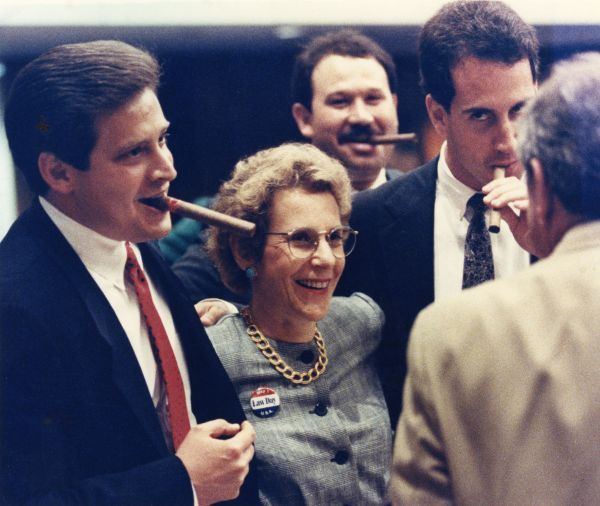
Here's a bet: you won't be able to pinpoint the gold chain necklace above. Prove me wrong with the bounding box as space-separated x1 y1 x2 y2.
241 308 328 385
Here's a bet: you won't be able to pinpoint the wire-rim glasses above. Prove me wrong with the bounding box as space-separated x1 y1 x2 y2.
265 226 358 259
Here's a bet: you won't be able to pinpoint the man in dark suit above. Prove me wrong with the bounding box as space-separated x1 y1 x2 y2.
392 51 600 504
0 40 257 505
336 0 540 425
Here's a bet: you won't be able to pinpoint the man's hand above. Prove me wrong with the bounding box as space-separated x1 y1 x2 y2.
195 299 233 327
176 420 255 505
482 176 540 257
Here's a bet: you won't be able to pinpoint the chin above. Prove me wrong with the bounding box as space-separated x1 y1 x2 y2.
301 303 331 323
150 216 173 237
130 224 171 243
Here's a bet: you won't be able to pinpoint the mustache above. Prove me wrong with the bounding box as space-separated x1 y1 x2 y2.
337 125 377 144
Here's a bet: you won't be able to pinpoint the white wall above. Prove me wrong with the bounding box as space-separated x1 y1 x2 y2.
0 65 18 241
1 0 599 26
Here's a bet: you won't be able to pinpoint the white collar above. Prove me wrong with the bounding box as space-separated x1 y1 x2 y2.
437 142 482 219
369 167 388 189
39 196 130 290
554 220 600 257
351 168 388 194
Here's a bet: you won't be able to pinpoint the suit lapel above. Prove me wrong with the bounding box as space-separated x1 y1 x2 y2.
378 160 438 317
140 243 248 424
25 203 169 455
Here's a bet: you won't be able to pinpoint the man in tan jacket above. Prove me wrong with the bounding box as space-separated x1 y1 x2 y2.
392 51 600 505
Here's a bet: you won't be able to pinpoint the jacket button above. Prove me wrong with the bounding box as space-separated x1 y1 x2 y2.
312 403 328 416
298 350 314 364
331 450 349 465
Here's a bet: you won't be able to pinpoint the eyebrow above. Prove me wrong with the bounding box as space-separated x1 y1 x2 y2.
462 106 492 115
327 85 387 96
509 99 528 112
115 123 170 153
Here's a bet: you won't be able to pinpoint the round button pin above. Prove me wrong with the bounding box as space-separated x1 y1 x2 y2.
250 387 280 418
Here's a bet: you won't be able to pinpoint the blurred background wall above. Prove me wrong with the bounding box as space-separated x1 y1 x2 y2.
1 0 599 239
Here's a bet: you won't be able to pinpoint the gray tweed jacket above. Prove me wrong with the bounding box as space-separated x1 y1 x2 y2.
206 293 392 505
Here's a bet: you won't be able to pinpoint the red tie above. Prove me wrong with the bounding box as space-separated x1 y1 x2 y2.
124 242 191 450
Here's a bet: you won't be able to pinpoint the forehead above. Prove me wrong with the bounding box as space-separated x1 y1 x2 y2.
311 54 391 96
93 88 167 145
268 188 341 229
450 57 535 110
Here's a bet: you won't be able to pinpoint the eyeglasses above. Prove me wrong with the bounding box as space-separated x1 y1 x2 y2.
265 226 358 259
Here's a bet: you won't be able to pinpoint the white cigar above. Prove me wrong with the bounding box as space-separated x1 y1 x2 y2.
167 197 256 237
488 167 505 233
141 195 256 237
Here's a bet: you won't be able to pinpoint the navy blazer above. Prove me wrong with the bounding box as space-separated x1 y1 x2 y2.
0 201 258 505
337 158 438 426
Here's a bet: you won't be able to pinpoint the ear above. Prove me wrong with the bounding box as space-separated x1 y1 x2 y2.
291 102 314 139
229 235 254 271
38 152 76 194
425 94 449 139
528 157 552 227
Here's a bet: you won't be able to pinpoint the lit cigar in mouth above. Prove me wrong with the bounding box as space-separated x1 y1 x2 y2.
338 132 418 145
141 195 256 237
488 167 506 233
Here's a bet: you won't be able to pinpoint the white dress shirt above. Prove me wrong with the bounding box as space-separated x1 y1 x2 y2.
433 143 530 301
39 197 197 427
370 167 388 190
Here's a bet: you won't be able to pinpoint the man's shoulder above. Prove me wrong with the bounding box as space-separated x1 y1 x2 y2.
0 207 41 277
352 158 439 221
412 263 548 357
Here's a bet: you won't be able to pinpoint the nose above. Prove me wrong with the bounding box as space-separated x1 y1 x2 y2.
154 145 177 182
310 236 338 267
347 99 373 125
495 116 517 154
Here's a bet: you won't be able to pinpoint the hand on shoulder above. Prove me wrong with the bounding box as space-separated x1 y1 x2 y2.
195 298 235 327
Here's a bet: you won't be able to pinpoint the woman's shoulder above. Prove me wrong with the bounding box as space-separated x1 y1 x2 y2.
330 292 383 316
326 292 385 331
205 313 246 347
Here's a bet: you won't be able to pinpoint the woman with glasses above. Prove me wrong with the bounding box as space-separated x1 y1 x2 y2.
205 143 391 505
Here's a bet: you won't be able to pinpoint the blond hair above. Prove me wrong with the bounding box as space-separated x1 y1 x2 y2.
206 143 352 293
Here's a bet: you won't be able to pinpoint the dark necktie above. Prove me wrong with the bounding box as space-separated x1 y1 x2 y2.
124 242 191 450
462 193 495 289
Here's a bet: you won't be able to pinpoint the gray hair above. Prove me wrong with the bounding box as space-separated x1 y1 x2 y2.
518 51 600 219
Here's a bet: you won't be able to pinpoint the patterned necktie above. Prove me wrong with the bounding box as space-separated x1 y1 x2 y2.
462 193 495 289
124 242 190 450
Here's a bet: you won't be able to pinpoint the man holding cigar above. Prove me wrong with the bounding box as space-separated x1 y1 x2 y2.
336 0 539 424
0 40 257 505
392 51 600 505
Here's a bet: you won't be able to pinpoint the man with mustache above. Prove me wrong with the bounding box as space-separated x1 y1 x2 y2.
290 29 402 191
171 29 403 307
336 0 539 425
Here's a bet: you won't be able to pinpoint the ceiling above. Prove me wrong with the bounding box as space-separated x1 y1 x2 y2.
0 1 599 59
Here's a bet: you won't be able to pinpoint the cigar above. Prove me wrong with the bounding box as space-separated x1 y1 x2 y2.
488 167 505 233
338 132 418 145
141 195 256 237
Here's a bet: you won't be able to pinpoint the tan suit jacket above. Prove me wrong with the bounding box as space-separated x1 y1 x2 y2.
392 221 600 506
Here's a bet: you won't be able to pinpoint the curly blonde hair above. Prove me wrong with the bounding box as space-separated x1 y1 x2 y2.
206 143 352 293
